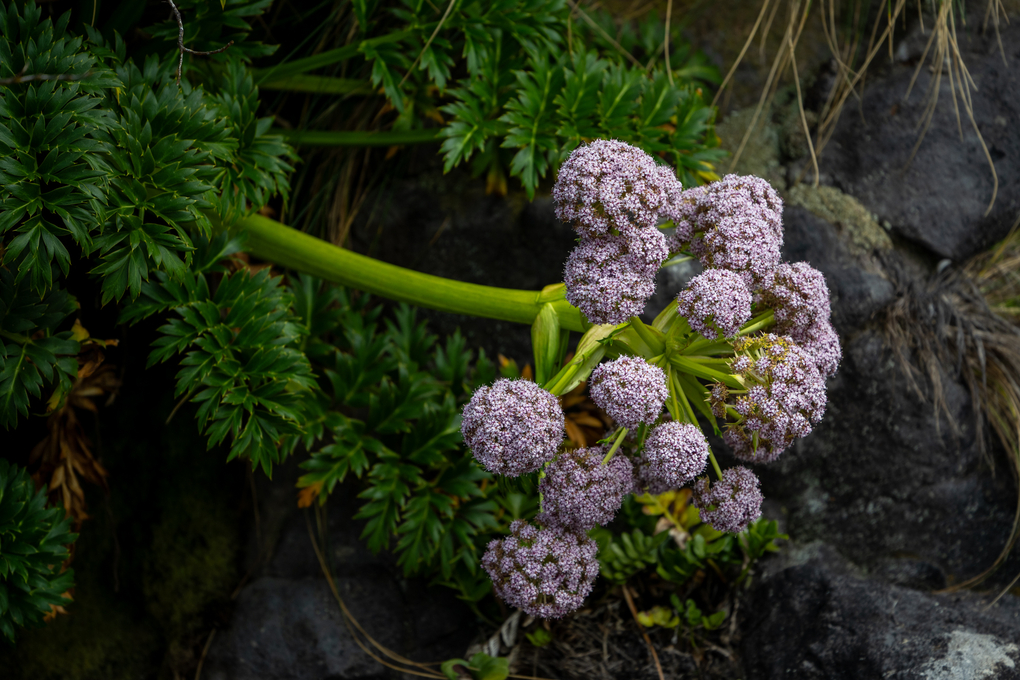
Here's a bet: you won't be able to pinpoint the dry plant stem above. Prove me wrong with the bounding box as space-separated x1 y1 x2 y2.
664 0 674 87
398 0 456 88
304 510 447 679
566 0 644 68
620 585 665 680
711 0 772 107
194 630 216 680
788 33 819 186
901 2 998 215
167 0 233 85
729 0 812 172
813 0 908 156
0 68 94 85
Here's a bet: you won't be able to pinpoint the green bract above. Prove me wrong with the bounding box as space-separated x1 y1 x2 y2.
0 460 76 643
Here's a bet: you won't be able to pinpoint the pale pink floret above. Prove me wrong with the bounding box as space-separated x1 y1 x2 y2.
634 422 710 495
538 446 633 531
553 139 683 239
590 356 669 431
712 335 827 464
461 379 564 477
563 236 657 324
666 175 784 286
760 262 831 335
482 520 599 618
692 466 763 533
676 268 753 339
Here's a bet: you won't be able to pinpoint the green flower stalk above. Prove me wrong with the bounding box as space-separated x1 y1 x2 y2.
237 213 585 332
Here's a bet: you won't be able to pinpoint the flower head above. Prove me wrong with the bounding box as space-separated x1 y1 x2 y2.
553 139 682 239
482 520 599 618
760 262 831 335
590 356 669 431
461 379 564 476
797 319 842 378
563 236 657 325
667 175 784 286
713 334 827 463
538 446 633 531
691 466 763 533
634 422 710 494
676 268 753 339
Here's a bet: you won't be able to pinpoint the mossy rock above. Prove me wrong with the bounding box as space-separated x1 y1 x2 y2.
143 491 239 641
715 107 787 191
0 567 161 680
786 184 893 256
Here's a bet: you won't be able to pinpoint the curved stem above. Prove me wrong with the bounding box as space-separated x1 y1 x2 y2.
237 214 585 331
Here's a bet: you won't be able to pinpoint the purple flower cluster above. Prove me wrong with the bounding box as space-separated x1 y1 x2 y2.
713 334 827 464
691 466 763 533
553 139 679 238
758 262 842 377
589 356 668 430
482 520 599 619
563 236 659 323
538 446 633 531
554 141 679 325
667 174 784 287
461 379 564 477
634 422 710 495
800 320 842 378
676 269 753 339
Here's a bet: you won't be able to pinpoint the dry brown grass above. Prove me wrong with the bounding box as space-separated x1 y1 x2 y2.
716 0 1008 204
881 225 1020 591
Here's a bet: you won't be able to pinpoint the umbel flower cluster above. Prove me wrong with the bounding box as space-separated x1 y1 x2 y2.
463 140 841 619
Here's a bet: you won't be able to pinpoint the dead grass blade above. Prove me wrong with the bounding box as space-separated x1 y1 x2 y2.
885 237 1020 591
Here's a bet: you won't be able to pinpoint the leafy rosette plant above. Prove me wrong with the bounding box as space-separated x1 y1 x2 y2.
461 140 841 618
0 460 76 642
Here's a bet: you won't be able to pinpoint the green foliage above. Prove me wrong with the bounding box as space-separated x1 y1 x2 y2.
276 1 723 199
146 0 278 64
295 282 510 601
442 49 723 197
0 270 80 429
593 527 670 584
120 234 315 475
595 516 785 588
442 652 509 680
0 1 296 436
0 460 77 642
671 594 726 631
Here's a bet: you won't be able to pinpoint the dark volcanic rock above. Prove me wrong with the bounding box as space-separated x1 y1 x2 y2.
818 20 1020 262
756 327 1019 584
203 466 477 680
781 205 895 334
742 549 1020 680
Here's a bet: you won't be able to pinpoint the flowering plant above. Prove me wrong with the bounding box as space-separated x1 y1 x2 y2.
463 140 840 618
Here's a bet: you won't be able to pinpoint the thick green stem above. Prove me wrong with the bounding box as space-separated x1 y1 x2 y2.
603 427 628 464
237 214 585 331
273 128 441 147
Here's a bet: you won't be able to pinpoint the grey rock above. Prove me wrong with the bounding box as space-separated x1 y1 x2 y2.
203 576 399 680
780 205 895 333
206 465 477 680
755 327 1019 583
818 20 1020 261
742 550 1020 680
